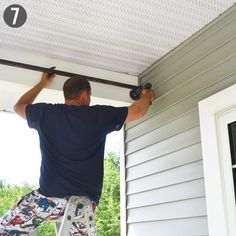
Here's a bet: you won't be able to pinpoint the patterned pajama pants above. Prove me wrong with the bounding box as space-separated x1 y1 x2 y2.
0 190 97 236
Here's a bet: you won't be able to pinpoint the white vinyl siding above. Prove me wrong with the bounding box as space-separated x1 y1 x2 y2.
124 5 236 236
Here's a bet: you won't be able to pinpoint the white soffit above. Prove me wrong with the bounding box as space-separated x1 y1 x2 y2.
0 0 235 76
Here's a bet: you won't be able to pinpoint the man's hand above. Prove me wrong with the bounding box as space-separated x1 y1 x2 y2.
142 88 157 103
125 88 157 123
40 67 56 87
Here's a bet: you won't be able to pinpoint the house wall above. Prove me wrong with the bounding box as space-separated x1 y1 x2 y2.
124 5 236 236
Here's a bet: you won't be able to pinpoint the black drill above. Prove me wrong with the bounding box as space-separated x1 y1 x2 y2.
129 82 152 100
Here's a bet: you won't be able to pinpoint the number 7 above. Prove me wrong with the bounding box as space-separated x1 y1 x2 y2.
11 7 19 25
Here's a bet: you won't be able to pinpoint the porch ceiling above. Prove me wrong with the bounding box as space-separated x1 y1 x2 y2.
0 0 235 76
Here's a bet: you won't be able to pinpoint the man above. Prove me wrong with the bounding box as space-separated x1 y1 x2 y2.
0 70 156 235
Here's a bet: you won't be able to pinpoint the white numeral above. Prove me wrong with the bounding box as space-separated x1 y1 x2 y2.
11 7 19 25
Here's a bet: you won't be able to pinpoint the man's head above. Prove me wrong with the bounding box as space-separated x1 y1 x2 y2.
63 76 91 106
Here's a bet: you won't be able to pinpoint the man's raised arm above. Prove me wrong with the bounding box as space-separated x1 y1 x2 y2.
14 70 55 119
125 89 156 124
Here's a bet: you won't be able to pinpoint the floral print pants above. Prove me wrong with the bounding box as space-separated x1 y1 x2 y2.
0 190 97 236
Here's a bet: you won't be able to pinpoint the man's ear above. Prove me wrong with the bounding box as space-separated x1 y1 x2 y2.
80 91 88 103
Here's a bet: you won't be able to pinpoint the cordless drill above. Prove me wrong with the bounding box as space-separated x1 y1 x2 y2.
129 82 152 100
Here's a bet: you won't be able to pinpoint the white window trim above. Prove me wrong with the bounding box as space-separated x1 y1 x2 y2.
199 84 236 236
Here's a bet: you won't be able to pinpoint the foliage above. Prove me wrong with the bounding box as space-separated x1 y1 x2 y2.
0 180 34 216
96 152 120 236
0 152 120 236
36 222 55 236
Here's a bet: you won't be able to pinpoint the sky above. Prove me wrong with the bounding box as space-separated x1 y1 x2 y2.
0 111 122 186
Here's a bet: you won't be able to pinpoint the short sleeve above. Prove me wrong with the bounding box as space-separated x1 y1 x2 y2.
25 103 47 129
98 106 128 134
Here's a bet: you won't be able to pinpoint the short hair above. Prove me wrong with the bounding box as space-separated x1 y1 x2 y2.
63 76 91 100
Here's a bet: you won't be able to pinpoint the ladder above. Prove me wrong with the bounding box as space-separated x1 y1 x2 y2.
55 196 97 236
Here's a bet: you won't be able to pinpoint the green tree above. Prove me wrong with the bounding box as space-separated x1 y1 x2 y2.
96 152 120 236
0 180 34 216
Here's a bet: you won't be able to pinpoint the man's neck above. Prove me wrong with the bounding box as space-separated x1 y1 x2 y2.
65 99 89 106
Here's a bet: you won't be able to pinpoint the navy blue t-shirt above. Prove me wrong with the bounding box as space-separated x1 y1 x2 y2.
25 103 128 204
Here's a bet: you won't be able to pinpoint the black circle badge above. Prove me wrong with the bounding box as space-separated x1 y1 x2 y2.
3 4 27 28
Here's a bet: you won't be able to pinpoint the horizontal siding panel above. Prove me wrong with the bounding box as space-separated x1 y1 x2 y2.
127 178 205 209
126 109 199 154
156 37 236 97
143 23 236 90
127 160 204 195
141 11 236 84
127 197 207 223
127 53 236 130
128 217 208 236
126 126 200 168
126 107 199 142
126 70 236 136
152 52 236 112
126 142 202 181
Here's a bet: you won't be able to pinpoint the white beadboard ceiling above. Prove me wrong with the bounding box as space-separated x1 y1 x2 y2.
0 0 235 76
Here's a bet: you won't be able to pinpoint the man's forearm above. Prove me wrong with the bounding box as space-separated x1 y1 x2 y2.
125 91 154 123
14 70 55 119
14 81 45 119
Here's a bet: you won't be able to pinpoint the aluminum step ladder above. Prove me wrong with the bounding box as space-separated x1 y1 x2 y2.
55 196 97 236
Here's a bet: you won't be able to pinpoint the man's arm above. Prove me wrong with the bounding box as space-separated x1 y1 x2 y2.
125 89 156 124
14 70 55 119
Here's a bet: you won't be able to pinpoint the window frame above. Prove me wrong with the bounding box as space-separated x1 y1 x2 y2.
199 84 236 236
